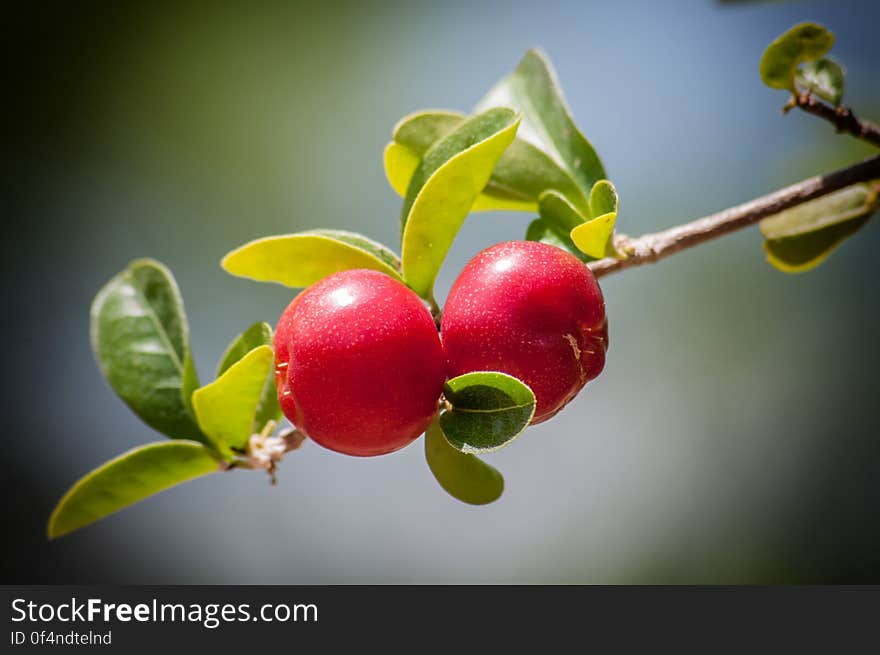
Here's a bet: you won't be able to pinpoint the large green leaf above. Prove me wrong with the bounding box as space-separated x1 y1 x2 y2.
222 229 402 288
217 322 281 431
796 57 845 106
425 420 504 506
47 441 220 539
91 259 203 440
760 23 834 92
387 110 589 214
400 108 520 299
439 372 536 454
570 179 620 259
476 48 606 196
760 183 877 273
192 345 275 459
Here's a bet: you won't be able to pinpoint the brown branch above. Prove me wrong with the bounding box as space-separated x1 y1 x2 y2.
588 154 880 279
790 92 880 148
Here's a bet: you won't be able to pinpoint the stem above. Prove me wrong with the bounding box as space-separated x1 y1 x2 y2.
789 92 880 148
588 155 880 279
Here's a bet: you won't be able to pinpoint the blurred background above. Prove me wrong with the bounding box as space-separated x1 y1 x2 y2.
7 0 879 583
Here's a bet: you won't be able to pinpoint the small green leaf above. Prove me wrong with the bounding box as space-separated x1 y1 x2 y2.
539 189 586 232
760 22 834 92
387 110 589 215
570 180 620 259
476 48 606 196
796 57 845 106
217 322 281 431
528 191 591 261
222 229 402 288
439 371 536 454
217 322 273 376
425 420 504 506
192 345 275 458
760 183 877 273
401 108 520 299
526 217 587 261
91 259 203 440
589 179 619 218
47 441 220 539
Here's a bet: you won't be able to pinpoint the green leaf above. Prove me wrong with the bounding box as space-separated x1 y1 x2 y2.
439 371 536 454
476 48 606 196
192 345 275 458
91 259 203 440
47 441 220 539
528 191 591 261
393 110 465 153
181 351 200 422
760 22 834 92
387 110 589 215
589 178 619 218
217 322 273 376
760 184 877 273
425 420 504 506
526 217 588 261
222 229 402 288
760 184 876 239
763 215 871 273
400 108 520 299
796 57 845 106
570 180 620 259
217 322 281 431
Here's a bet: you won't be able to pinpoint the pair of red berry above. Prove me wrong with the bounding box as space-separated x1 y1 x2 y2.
273 240 608 456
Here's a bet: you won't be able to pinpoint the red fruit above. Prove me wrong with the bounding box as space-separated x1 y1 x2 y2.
441 241 607 424
274 269 446 456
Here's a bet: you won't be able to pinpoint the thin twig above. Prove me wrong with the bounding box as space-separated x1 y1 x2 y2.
789 92 880 148
588 154 880 279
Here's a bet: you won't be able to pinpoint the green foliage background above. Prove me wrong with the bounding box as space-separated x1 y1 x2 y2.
8 0 880 582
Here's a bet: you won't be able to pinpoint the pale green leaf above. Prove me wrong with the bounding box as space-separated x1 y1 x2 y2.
439 371 536 454
91 259 203 440
192 345 275 458
425 420 503 506
760 22 834 92
222 229 402 288
47 441 220 539
401 108 520 298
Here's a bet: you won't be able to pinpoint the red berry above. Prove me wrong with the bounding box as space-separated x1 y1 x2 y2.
441 241 607 424
274 270 446 456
